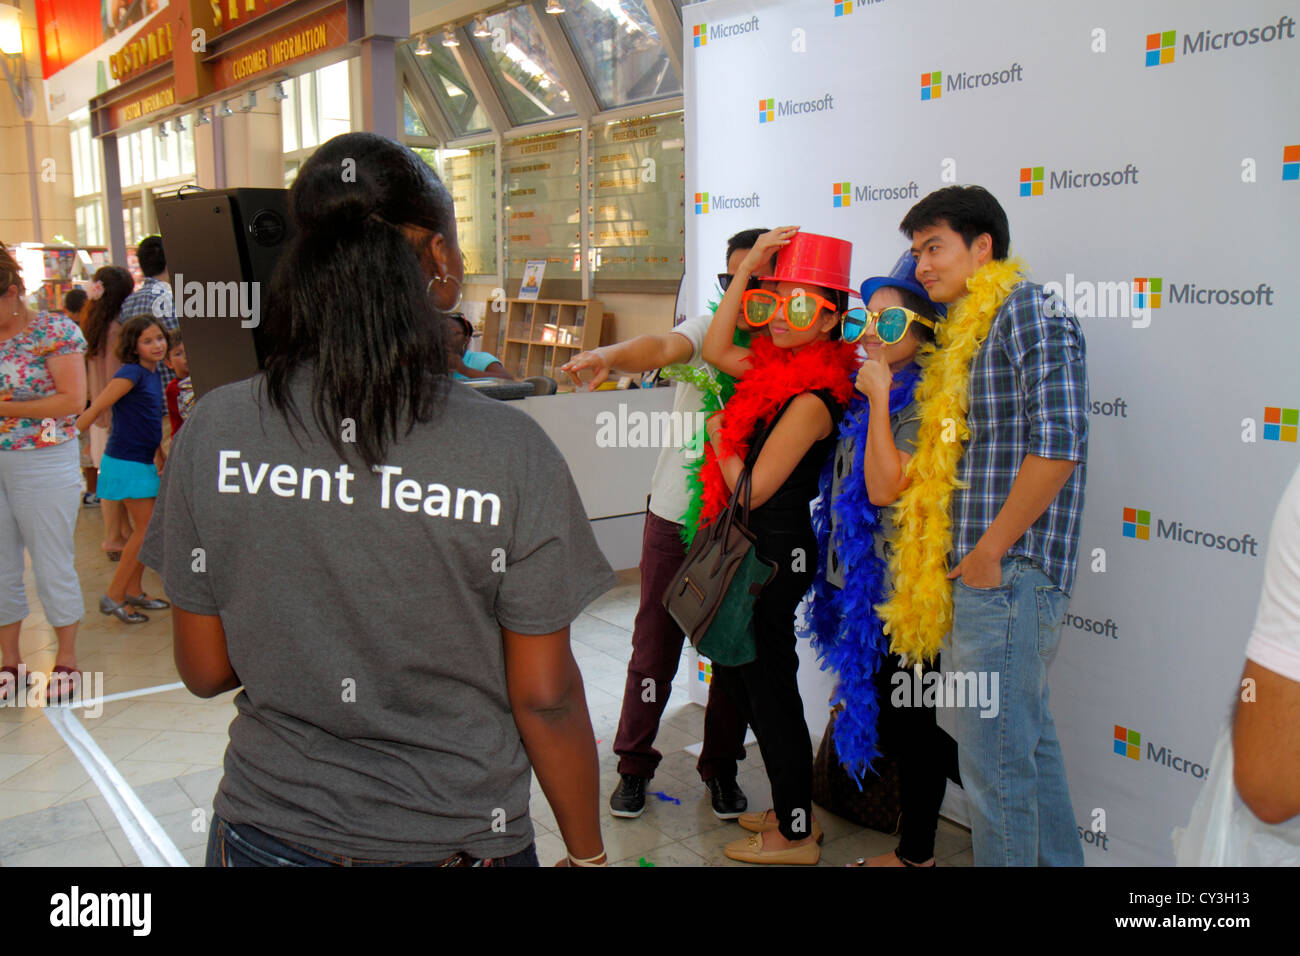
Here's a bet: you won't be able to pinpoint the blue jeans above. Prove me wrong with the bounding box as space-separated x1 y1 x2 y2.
949 556 1083 867
206 814 540 867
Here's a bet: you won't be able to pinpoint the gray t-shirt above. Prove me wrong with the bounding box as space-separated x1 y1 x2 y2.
141 371 616 861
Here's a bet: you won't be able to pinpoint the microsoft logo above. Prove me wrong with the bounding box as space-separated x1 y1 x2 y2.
1264 406 1299 442
832 181 851 208
759 97 774 123
697 659 712 683
1114 725 1141 760
1133 277 1162 311
694 192 709 214
1122 507 1151 540
834 0 852 15
921 71 942 100
1285 145 1299 181
693 23 706 47
1146 29 1176 66
1019 166 1044 197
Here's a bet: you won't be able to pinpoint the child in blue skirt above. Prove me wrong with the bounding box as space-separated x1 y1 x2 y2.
77 315 172 624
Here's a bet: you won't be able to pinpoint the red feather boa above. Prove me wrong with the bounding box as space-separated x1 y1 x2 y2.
699 337 861 528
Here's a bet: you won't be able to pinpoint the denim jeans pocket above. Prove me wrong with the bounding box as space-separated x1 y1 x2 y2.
1035 585 1068 658
216 818 305 867
954 576 1012 596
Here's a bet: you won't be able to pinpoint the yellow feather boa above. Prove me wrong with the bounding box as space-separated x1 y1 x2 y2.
876 258 1025 666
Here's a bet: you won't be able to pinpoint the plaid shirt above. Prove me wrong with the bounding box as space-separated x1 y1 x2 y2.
952 281 1089 595
120 276 179 389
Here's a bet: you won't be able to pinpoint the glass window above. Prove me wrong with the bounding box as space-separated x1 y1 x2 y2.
299 72 320 149
318 60 351 142
407 38 490 136
73 125 87 194
471 7 576 126
180 123 195 175
590 111 684 283
118 135 135 188
441 144 497 276
88 127 102 192
77 199 104 246
410 145 440 175
154 128 176 180
503 130 580 283
404 90 428 137
560 0 681 109
281 77 299 152
139 130 155 183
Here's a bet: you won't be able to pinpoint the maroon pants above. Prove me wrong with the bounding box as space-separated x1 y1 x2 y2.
614 511 749 782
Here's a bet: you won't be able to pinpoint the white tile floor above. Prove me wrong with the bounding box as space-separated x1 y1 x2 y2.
0 511 972 867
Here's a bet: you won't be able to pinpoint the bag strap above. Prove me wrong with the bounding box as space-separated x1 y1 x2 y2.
716 397 795 542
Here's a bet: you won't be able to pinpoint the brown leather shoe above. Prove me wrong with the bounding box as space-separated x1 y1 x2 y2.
724 831 820 865
737 809 823 842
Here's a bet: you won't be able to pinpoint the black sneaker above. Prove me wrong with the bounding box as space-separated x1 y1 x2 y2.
609 773 647 818
705 776 748 820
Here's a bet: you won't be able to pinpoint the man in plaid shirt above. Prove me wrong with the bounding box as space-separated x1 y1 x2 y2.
120 235 178 390
901 186 1088 866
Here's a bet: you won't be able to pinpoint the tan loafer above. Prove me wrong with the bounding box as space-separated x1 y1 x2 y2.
737 809 823 842
724 831 820 865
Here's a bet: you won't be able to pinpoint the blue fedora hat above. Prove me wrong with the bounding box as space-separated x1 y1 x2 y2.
859 249 947 318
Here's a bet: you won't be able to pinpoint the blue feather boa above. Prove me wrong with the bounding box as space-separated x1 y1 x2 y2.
803 362 921 785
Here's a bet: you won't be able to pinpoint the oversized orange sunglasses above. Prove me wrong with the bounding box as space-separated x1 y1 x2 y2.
741 289 841 330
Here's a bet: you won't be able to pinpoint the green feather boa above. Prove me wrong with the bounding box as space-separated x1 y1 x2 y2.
659 297 750 546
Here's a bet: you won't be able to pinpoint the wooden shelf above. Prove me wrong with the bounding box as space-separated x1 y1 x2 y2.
482 298 607 383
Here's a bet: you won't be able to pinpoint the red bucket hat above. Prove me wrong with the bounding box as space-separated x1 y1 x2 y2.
755 231 859 299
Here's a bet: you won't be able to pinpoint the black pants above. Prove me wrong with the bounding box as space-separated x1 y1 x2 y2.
874 653 963 862
711 526 814 841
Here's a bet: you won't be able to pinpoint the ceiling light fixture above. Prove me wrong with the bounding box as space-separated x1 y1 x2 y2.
545 1 565 15
196 108 211 125
270 81 288 101
415 33 431 55
442 27 459 47
241 90 256 111
219 100 234 117
472 17 492 38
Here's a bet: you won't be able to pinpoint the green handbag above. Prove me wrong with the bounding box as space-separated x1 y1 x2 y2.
662 404 787 667
696 546 776 666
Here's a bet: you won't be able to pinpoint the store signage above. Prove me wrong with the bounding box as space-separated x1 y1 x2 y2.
210 0 297 35
210 3 347 90
112 79 179 128
110 20 176 83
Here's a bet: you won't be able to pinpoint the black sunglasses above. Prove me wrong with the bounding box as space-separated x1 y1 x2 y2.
717 273 763 293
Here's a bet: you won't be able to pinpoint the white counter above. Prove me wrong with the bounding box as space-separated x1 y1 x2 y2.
519 386 679 570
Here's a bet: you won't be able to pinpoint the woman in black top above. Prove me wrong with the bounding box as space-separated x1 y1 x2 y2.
701 227 861 864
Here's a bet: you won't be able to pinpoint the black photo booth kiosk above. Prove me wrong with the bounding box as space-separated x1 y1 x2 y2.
155 188 293 400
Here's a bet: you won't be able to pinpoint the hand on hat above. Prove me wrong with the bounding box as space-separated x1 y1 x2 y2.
741 226 799 276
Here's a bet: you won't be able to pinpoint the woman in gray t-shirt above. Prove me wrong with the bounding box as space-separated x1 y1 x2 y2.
142 133 615 867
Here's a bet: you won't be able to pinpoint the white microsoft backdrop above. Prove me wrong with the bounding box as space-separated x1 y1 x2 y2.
683 0 1300 865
